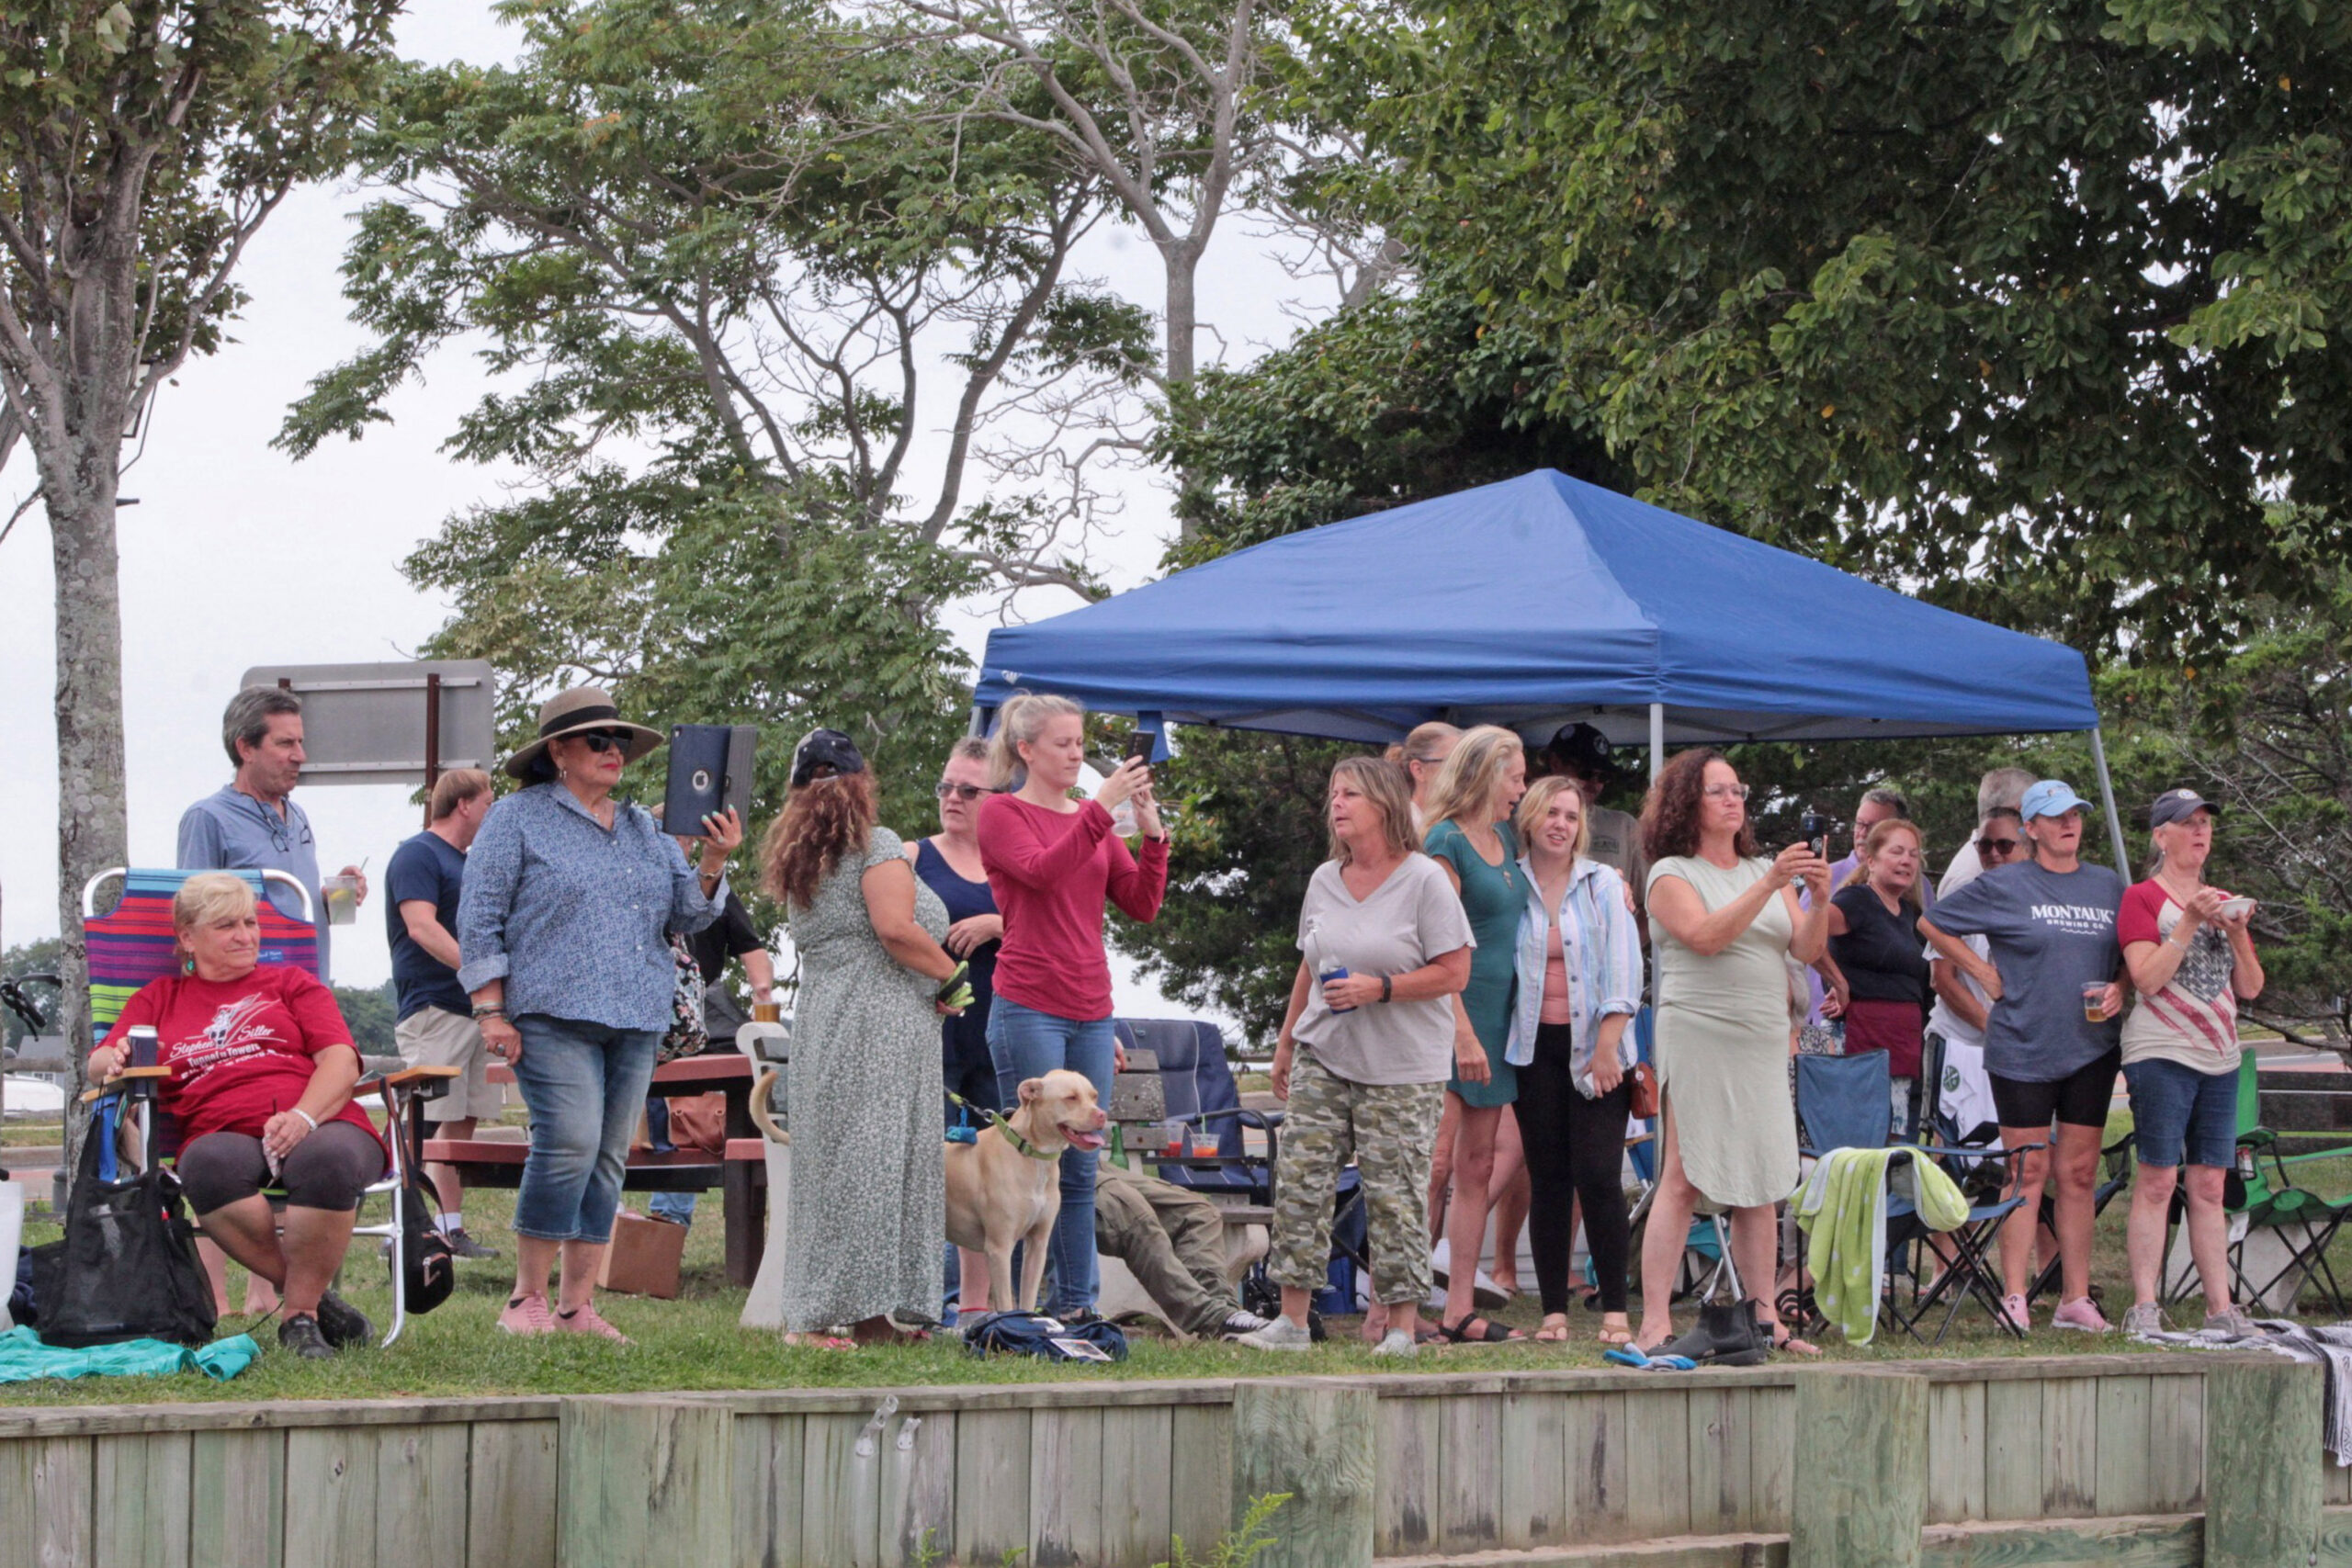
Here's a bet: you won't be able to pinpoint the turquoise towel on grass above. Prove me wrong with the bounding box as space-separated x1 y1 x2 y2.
0 1325 259 1384
1792 1146 1969 1346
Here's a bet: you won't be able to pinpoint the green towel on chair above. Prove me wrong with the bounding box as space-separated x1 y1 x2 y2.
1792 1147 1970 1346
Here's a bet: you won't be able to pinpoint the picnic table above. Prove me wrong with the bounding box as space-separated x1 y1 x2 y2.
420 1054 770 1287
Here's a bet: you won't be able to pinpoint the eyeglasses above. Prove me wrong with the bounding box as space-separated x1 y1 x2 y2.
575 730 631 754
1975 836 2020 857
935 782 995 801
1702 784 1750 801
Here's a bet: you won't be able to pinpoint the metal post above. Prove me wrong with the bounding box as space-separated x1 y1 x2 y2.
423 671 442 829
1649 703 1666 779
2086 726 2132 874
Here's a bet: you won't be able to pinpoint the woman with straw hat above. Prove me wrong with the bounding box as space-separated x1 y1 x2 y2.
458 686 743 1343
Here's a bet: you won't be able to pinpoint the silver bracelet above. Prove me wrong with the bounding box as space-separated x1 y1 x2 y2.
293 1108 318 1131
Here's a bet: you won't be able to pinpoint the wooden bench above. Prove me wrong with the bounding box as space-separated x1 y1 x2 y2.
423 1055 770 1287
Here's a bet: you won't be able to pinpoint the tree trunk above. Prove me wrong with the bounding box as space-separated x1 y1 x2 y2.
1165 248 1204 538
46 460 129 1184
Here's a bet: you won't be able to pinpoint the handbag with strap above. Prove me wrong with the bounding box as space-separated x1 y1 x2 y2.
1627 1059 1660 1121
28 1109 216 1348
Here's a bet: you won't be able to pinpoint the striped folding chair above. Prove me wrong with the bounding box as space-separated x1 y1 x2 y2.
80 868 455 1347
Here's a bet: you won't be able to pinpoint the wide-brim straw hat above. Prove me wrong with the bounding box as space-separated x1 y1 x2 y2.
503 686 665 781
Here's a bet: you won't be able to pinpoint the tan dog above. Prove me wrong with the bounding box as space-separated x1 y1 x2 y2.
944 1068 1108 1313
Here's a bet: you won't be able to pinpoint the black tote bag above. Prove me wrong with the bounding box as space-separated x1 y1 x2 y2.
28 1115 217 1348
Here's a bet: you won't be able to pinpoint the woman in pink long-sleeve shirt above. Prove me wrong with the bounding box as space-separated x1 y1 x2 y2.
974 692 1170 1315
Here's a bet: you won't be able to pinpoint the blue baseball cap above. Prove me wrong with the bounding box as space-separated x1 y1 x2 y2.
2019 779 2092 820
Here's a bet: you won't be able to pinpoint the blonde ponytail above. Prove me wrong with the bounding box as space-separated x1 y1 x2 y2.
989 691 1086 788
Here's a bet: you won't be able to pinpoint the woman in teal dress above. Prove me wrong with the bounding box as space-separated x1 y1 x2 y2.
1420 725 1530 1342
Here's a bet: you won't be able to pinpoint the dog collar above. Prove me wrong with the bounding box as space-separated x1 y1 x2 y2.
1000 1122 1061 1162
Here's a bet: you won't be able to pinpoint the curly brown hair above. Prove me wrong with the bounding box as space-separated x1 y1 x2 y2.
762 770 878 910
1640 748 1757 863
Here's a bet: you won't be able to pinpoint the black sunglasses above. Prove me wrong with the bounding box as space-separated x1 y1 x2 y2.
1976 836 2020 857
935 782 995 801
574 729 632 754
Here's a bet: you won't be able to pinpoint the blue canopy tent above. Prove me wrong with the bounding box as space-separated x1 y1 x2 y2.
974 469 2128 866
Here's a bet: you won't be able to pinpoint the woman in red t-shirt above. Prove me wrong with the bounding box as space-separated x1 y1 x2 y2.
974 692 1168 1316
89 873 386 1359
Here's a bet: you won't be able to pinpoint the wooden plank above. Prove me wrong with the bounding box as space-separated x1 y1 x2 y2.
1435 1393 1503 1553
94 1430 192 1568
1096 1406 1172 1568
0 1436 93 1568
1566 1390 1632 1545
797 1413 873 1568
1686 1386 1752 1537
1375 1394 1441 1556
881 1410 956 1568
2205 1359 2324 1568
1498 1390 1570 1548
2143 1378 2201 1514
1029 1406 1106 1568
2318 1505 2352 1567
285 1426 378 1568
1170 1402 1234 1562
1622 1389 1690 1540
373 1424 469 1567
1231 1381 1376 1568
1381 1536 1790 1568
1983 1379 2042 1522
560 1398 733 1568
469 1419 558 1568
189 1429 285 1568
2092 1375 2153 1518
2041 1375 2098 1517
1926 1381 1986 1527
1919 1511 2202 1567
952 1408 1031 1568
1790 1371 1928 1568
730 1414 804 1568
1748 1385 1795 1535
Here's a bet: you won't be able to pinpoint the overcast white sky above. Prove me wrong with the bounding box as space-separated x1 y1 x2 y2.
0 0 1328 1014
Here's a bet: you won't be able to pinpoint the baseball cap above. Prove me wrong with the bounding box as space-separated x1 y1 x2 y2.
790 728 866 785
2019 779 2092 820
1545 722 1615 776
2148 788 2219 829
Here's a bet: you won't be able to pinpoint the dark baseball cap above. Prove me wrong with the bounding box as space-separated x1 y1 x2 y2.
790 728 866 785
1545 722 1615 776
2148 788 2219 829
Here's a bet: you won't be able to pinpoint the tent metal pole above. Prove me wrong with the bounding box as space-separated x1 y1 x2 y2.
1649 704 1665 778
2087 726 2131 873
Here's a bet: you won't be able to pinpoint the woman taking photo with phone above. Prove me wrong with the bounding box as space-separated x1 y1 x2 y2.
1822 818 1933 1136
975 692 1170 1316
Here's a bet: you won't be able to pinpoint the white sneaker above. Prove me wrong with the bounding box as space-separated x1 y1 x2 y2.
1218 1310 1274 1340
1371 1327 1418 1358
1235 1316 1313 1352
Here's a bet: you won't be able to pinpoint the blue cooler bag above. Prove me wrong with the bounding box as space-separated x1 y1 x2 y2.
961 1310 1128 1363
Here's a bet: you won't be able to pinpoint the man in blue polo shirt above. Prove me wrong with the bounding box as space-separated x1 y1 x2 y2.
176 685 369 983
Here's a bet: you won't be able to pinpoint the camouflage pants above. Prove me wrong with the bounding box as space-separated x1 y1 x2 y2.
1267 1050 1444 1305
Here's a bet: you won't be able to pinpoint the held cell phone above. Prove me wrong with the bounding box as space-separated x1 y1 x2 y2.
1124 731 1156 766
1799 810 1829 860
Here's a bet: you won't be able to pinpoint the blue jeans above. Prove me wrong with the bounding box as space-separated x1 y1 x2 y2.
2123 1056 2239 1169
509 1015 662 1243
988 996 1118 1315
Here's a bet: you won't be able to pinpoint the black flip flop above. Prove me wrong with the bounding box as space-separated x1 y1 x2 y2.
1439 1314 1524 1344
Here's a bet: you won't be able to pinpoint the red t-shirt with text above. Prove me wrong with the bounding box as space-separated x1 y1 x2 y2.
100 967 376 1145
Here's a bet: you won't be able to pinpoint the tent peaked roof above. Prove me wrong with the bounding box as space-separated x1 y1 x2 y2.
974 469 2098 745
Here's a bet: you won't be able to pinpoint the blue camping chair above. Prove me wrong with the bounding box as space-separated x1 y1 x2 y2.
1792 1051 2027 1344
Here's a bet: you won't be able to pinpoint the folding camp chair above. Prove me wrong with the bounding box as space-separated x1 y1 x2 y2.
2163 1052 2352 1317
81 868 453 1348
1793 1050 2027 1344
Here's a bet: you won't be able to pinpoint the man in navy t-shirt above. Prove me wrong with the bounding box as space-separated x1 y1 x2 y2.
389 769 499 1259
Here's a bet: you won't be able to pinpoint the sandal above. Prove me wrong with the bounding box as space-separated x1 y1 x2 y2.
1535 1314 1572 1343
1596 1321 1634 1348
1439 1314 1525 1345
1770 1325 1823 1358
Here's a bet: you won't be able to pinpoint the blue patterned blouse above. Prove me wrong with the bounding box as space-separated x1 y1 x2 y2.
456 783 725 1032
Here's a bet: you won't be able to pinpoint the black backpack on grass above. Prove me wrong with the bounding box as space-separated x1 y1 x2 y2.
29 1122 215 1348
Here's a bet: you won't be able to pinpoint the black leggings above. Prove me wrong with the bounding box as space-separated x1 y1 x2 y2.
175 1122 386 1214
1512 1023 1634 1314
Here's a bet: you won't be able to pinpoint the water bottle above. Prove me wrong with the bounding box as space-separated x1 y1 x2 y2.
1320 966 1356 1013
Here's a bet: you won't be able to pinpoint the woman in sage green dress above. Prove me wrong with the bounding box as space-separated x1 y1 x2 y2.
1420 725 1530 1344
1634 749 1831 1358
762 729 963 1346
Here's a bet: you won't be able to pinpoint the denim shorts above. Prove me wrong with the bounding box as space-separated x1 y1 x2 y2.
2122 1056 2239 1169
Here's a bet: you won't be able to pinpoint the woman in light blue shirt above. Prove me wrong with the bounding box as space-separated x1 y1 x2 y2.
458 686 741 1342
1505 775 1644 1346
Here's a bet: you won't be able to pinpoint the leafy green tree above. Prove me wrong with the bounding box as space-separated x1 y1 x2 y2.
0 0 399 1167
1313 0 2352 657
331 982 397 1055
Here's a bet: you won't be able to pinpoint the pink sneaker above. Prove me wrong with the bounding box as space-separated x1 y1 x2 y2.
554 1302 632 1344
1996 1293 2031 1335
497 1292 557 1336
2051 1296 2110 1334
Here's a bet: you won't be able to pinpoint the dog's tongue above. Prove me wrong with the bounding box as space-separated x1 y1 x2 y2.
1065 1127 1106 1152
